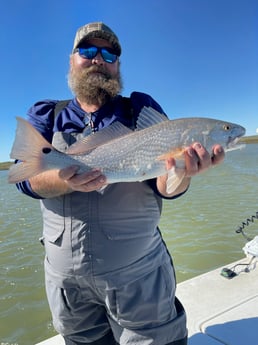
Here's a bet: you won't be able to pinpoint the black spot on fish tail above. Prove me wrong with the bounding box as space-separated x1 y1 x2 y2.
42 148 52 154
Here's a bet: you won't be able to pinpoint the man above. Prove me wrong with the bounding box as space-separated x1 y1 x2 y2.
16 22 224 345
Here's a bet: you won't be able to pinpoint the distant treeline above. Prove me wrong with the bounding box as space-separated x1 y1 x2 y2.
240 135 258 144
0 162 13 170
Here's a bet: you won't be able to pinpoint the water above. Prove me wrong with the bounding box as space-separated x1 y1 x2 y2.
1 144 258 344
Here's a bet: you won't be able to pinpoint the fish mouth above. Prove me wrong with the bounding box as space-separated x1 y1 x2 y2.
226 136 246 151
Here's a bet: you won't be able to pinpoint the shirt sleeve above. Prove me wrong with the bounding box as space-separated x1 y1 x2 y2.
147 178 188 200
26 99 59 142
129 91 166 117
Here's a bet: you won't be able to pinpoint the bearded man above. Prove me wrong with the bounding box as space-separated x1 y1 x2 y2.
15 22 224 345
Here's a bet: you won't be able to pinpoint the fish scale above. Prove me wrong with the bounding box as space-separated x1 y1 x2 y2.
72 115 245 184
8 106 245 193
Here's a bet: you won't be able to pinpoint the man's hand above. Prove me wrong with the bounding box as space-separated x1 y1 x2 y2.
59 166 107 193
157 142 225 197
184 143 225 177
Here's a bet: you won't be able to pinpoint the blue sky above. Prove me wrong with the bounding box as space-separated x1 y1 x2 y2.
1 0 257 162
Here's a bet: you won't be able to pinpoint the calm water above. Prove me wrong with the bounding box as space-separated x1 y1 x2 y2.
1 144 258 344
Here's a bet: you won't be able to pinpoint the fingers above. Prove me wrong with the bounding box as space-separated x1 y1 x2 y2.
59 166 107 192
212 144 225 165
59 165 80 180
185 143 209 176
185 143 225 177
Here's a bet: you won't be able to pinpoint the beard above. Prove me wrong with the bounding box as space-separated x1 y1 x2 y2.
68 64 123 106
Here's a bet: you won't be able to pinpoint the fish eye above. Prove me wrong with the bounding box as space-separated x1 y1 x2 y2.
42 147 52 154
223 124 231 131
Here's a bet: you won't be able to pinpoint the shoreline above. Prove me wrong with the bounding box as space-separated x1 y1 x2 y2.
0 161 13 170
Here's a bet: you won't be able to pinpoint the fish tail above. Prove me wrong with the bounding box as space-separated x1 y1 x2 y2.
8 117 53 183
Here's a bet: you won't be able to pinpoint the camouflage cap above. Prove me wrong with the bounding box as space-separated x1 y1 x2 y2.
72 22 121 56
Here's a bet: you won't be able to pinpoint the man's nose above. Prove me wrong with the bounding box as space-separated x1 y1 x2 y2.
92 53 104 65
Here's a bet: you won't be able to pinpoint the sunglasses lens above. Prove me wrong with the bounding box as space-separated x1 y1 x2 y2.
78 47 98 59
101 48 117 63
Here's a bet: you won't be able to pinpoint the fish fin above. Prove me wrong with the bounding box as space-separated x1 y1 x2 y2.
136 106 168 130
157 147 185 161
8 161 48 184
157 148 186 194
66 121 132 155
8 117 53 183
166 167 186 194
96 184 109 194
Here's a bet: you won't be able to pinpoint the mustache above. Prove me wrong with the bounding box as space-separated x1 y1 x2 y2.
85 65 112 79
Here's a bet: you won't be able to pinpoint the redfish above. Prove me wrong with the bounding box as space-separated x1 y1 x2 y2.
8 107 245 193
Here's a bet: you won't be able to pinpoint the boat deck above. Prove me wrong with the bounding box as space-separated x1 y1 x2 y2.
177 257 258 344
36 257 258 345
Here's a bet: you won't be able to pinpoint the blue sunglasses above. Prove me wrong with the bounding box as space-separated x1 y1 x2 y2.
73 46 118 64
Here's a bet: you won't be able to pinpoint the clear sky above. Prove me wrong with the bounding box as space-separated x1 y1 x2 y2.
1 0 257 162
